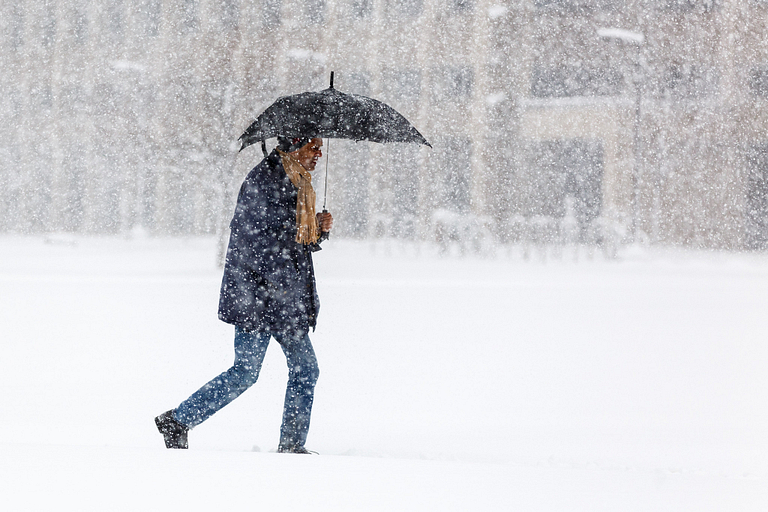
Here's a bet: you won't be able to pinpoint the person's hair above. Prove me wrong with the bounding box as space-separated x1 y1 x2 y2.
277 136 311 152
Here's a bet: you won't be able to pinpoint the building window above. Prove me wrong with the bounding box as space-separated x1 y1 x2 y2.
386 0 424 18
304 0 326 22
263 0 282 27
9 2 24 48
62 145 86 232
450 0 474 13
390 145 421 238
73 6 88 44
137 0 161 37
750 67 768 98
41 1 57 48
531 65 623 98
351 0 373 18
180 0 199 34
746 144 768 249
107 0 124 40
659 64 718 100
32 85 54 110
523 139 603 240
433 66 474 100
534 0 621 13
93 84 118 115
441 137 472 213
220 0 239 30
60 85 86 114
659 0 718 12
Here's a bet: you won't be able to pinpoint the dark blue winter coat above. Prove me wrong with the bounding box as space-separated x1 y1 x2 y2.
218 150 321 334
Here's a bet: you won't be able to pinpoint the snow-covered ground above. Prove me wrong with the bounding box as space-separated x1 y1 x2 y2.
0 235 766 511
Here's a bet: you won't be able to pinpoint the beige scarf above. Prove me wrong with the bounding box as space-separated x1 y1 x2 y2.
277 149 319 244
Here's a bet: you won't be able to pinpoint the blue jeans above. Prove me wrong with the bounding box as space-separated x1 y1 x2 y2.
174 326 319 449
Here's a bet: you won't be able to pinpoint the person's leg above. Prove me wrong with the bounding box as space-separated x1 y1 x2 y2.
274 330 319 451
173 326 271 428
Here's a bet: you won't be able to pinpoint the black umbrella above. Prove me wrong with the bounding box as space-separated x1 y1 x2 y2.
238 72 430 240
238 72 431 152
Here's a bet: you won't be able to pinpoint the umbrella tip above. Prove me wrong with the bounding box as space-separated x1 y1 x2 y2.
329 71 334 89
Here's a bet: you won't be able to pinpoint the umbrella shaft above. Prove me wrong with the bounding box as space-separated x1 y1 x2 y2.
322 138 329 210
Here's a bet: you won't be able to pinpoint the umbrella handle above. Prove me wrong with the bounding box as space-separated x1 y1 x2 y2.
319 209 330 242
319 137 330 243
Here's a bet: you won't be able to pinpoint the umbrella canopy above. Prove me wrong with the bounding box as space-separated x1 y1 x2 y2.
238 77 431 152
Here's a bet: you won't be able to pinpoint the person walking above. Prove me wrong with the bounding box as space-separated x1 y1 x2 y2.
155 136 333 454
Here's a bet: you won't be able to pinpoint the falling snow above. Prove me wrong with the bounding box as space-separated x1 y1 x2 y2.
1 0 767 251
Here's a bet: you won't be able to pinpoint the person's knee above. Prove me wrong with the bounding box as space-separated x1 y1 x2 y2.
291 358 319 387
308 360 319 386
230 361 261 388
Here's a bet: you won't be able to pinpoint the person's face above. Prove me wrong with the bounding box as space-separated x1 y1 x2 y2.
292 138 323 171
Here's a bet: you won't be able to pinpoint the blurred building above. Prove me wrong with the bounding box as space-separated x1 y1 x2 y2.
1 0 767 250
